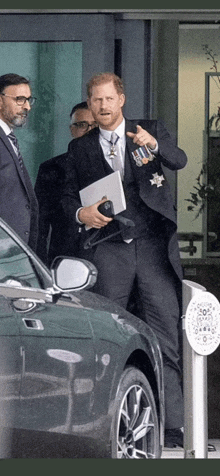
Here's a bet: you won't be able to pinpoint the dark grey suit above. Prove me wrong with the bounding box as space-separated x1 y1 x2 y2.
0 125 38 251
61 119 187 429
35 152 80 266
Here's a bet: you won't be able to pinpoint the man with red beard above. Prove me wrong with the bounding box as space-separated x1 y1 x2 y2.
61 72 187 448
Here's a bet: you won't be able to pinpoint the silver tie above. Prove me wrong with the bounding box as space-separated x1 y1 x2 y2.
109 131 123 179
8 132 24 171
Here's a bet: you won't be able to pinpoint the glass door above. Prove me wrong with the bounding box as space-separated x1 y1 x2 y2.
0 41 82 183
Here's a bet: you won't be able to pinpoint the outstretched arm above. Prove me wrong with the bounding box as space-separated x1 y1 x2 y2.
127 121 187 170
126 124 157 150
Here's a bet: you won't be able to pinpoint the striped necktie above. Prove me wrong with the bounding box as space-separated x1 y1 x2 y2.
109 131 123 179
8 131 24 171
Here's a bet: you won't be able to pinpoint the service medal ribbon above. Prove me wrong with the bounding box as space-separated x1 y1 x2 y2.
132 145 155 167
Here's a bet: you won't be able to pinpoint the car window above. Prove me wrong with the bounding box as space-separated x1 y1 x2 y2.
0 227 40 288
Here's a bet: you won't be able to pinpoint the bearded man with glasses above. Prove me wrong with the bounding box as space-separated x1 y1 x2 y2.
0 73 38 251
35 101 97 265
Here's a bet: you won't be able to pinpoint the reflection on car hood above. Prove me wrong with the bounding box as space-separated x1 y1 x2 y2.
67 289 158 342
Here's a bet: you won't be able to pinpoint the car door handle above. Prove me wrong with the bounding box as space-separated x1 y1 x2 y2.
22 318 44 330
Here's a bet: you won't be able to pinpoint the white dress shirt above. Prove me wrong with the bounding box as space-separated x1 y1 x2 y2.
99 118 126 177
0 118 17 155
76 118 158 225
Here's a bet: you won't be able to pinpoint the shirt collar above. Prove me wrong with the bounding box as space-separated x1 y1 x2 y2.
99 117 125 141
0 118 12 136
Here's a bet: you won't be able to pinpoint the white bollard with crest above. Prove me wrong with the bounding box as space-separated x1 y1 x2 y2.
182 279 220 458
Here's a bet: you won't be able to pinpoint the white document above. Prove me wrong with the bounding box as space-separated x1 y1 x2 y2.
79 171 126 215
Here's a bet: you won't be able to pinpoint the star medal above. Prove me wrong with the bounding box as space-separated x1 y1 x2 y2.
132 145 155 167
150 172 165 187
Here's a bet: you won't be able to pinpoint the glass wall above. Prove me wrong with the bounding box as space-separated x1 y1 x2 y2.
0 41 82 183
178 25 220 258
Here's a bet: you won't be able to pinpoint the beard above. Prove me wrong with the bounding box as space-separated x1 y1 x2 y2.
2 107 28 128
93 110 123 130
11 114 28 127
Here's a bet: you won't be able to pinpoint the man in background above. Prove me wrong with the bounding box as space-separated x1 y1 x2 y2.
69 101 97 138
0 73 38 251
35 101 97 265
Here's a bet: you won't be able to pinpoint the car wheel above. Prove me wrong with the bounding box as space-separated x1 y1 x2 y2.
110 366 160 459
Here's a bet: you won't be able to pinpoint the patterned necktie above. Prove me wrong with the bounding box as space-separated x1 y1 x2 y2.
109 131 123 179
8 132 24 171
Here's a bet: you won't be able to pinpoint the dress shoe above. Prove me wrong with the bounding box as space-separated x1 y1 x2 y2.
208 443 216 452
164 428 216 452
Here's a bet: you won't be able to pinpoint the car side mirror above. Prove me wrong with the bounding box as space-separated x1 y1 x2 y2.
51 257 97 292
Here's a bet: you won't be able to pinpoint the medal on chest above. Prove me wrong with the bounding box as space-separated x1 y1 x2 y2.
150 172 165 187
109 145 118 160
132 145 155 167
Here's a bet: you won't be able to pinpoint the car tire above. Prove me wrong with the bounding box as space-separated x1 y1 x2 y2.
110 366 160 459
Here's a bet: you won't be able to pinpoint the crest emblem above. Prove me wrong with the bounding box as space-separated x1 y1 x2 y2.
185 292 220 355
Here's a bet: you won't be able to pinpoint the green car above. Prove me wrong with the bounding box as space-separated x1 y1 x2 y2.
0 217 164 459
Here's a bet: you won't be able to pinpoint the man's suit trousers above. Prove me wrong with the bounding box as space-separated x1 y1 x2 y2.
90 234 184 429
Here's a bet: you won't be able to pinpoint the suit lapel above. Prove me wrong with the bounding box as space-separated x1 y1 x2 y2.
85 127 114 178
0 126 33 195
124 119 158 184
86 122 140 179
124 119 141 183
125 119 140 153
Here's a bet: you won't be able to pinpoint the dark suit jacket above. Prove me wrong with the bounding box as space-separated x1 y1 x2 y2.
35 152 80 266
61 119 187 280
0 125 38 251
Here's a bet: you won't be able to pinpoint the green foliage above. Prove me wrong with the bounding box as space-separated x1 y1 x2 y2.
186 45 220 219
185 162 215 219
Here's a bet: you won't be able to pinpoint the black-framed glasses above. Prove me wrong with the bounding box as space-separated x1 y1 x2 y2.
70 121 98 131
0 93 36 106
